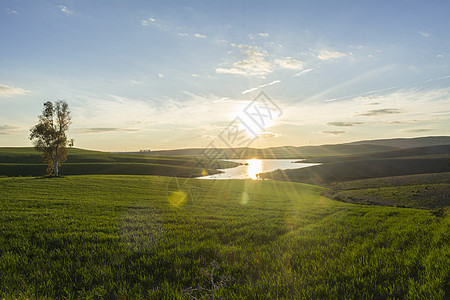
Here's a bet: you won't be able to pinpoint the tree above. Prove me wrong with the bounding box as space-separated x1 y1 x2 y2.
30 100 74 176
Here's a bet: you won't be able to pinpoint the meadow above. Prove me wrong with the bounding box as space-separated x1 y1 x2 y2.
1 175 449 299
0 148 237 177
325 172 450 210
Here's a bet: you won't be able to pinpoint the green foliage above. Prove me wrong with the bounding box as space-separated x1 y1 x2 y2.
29 101 74 176
0 176 448 299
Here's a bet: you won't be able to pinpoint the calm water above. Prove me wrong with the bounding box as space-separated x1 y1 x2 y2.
197 159 319 180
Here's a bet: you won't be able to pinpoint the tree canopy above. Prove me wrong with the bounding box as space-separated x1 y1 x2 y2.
29 100 74 176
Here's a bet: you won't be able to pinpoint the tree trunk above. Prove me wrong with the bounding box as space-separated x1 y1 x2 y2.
54 146 58 176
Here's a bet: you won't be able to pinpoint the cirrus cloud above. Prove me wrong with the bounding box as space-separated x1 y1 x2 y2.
79 127 140 134
217 44 307 77
0 125 19 135
274 57 304 70
358 108 402 116
258 131 280 138
400 128 432 133
320 130 346 135
0 84 28 98
216 44 272 76
194 33 206 38
327 121 364 127
58 5 74 15
318 49 346 60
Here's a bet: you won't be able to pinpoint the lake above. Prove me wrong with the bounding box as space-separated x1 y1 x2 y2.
197 159 319 180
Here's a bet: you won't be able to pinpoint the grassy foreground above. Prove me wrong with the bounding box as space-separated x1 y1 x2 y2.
0 176 449 299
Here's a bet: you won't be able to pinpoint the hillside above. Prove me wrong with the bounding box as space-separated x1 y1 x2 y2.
131 144 397 159
259 157 450 185
324 172 450 210
0 147 238 177
302 144 450 163
132 136 450 159
345 136 450 148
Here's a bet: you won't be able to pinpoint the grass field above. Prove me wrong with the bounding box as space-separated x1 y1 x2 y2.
260 157 450 185
0 148 238 177
324 173 450 210
1 175 449 299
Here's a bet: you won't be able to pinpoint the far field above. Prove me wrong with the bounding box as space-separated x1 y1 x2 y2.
0 148 237 177
325 172 450 210
0 175 449 299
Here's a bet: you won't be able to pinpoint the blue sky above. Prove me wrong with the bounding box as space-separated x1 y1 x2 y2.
1 0 449 151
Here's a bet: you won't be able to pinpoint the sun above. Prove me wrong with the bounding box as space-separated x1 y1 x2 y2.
247 158 262 180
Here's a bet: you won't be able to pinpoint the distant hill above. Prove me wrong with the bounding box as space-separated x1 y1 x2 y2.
260 138 450 185
133 136 450 159
344 136 450 148
303 144 450 163
259 157 450 185
131 144 397 159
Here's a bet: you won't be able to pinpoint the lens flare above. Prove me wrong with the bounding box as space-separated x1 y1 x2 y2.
241 191 249 205
169 191 186 207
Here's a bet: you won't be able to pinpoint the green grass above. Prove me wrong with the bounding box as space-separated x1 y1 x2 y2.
260 157 450 185
0 175 449 299
324 173 450 210
336 172 450 190
0 147 238 177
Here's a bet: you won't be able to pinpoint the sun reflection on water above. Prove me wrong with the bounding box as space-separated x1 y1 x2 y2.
247 158 262 180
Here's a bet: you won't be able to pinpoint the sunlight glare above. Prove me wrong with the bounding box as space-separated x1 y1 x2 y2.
247 158 262 180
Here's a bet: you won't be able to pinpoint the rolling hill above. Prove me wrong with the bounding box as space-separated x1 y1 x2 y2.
0 148 238 177
131 136 450 159
131 144 397 159
344 136 450 148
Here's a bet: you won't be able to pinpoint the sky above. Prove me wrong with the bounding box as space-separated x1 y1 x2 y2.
1 0 449 151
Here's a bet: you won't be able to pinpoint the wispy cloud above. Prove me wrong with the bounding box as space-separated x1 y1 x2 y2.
217 44 307 77
73 93 242 131
6 8 18 15
419 31 430 38
400 128 432 133
141 17 156 26
0 84 28 98
0 125 19 135
242 80 281 95
259 33 269 37
216 44 272 76
388 120 418 125
194 33 206 38
292 68 314 78
79 127 140 134
58 5 74 15
216 67 248 75
358 108 402 116
318 49 346 60
259 131 280 138
274 57 304 70
327 121 364 127
320 130 346 135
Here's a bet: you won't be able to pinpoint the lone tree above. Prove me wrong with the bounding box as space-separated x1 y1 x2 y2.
30 100 74 176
